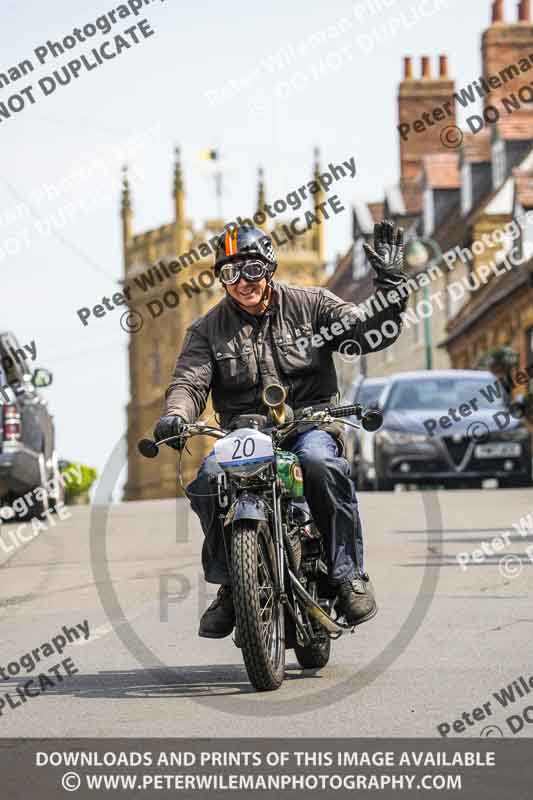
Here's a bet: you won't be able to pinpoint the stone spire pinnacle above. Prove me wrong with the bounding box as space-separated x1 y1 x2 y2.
173 146 185 252
313 146 321 180
120 164 133 271
121 164 131 213
312 148 325 263
173 145 184 194
256 166 267 230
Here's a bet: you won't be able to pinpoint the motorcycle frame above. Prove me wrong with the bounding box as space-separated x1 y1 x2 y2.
217 458 347 641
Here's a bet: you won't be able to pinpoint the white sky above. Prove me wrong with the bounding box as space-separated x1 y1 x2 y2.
0 0 498 487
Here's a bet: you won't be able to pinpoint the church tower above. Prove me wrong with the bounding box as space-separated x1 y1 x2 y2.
123 149 328 500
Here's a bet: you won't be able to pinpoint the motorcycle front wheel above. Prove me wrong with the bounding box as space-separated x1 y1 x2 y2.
232 520 285 691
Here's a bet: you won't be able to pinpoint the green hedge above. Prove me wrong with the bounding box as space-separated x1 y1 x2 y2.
59 462 98 496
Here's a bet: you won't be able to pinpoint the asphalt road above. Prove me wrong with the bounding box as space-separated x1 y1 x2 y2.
0 488 532 738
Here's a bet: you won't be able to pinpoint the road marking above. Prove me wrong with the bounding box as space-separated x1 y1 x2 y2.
71 618 132 646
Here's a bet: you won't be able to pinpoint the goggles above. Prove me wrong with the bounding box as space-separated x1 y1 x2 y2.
218 259 269 285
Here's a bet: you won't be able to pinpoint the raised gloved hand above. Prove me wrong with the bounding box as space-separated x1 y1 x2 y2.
153 414 186 450
363 219 407 291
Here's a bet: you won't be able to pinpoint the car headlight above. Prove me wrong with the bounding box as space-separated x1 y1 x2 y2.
376 430 430 446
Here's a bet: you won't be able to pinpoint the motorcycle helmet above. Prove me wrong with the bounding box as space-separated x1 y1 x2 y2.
214 224 277 278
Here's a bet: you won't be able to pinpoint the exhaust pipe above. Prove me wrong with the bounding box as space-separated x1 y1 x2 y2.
262 383 288 426
288 569 347 634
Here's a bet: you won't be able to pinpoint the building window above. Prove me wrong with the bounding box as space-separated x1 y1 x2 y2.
423 188 434 236
492 139 506 189
461 163 472 215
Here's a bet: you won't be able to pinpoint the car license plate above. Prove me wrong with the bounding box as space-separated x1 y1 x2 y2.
475 442 521 459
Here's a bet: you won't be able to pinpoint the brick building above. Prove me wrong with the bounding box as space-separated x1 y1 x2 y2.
442 144 533 379
328 0 533 388
442 0 533 390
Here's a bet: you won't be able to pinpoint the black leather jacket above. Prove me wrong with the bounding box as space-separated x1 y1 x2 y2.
165 281 404 429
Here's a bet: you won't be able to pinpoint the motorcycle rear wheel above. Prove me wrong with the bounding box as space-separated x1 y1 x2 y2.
232 521 285 691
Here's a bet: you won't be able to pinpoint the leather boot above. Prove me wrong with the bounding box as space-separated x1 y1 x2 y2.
335 573 377 627
198 584 235 638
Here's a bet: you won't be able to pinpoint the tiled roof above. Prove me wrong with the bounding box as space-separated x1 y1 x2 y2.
423 153 461 189
400 182 422 214
433 205 469 257
441 258 533 345
327 244 354 296
495 112 533 141
514 170 533 207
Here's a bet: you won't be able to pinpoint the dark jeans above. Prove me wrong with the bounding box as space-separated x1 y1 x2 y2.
186 428 364 585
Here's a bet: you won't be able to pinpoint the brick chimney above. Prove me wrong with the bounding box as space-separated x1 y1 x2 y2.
421 56 431 78
492 0 504 22
398 55 456 205
482 0 533 111
519 0 531 22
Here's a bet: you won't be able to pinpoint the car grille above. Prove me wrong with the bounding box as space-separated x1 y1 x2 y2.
442 436 470 467
469 456 523 474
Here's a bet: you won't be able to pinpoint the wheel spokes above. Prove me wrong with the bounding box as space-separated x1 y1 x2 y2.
257 535 280 663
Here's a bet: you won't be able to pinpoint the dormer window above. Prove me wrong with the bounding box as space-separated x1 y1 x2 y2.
461 163 472 215
423 187 434 236
493 139 506 189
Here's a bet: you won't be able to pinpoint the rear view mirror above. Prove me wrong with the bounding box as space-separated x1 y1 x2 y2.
362 409 383 432
32 368 53 388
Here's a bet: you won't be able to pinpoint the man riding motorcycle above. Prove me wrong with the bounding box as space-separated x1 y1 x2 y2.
154 219 407 639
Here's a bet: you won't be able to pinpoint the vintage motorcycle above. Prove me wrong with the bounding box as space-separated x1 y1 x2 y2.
138 386 382 692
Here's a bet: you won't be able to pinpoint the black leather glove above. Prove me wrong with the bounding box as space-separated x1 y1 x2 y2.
153 414 186 450
363 219 407 292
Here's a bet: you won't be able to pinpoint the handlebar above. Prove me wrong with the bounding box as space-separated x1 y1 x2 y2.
138 404 383 459
138 423 225 459
316 404 362 419
138 439 159 458
298 403 383 432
